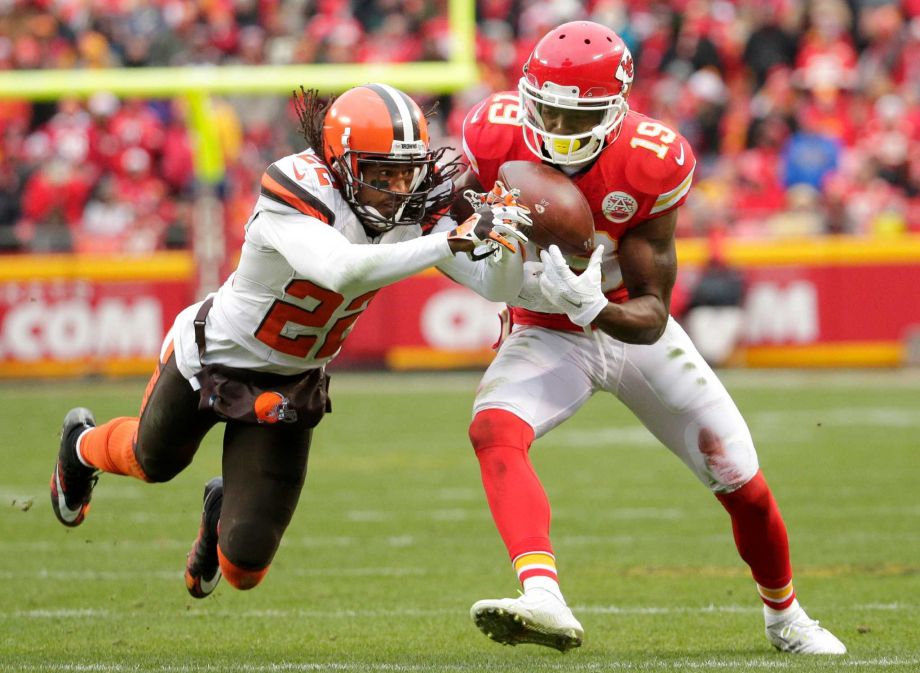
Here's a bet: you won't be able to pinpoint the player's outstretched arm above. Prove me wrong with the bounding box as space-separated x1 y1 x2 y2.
433 213 526 303
593 209 677 344
254 210 458 292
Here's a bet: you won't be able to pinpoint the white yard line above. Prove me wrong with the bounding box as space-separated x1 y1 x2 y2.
10 657 920 671
4 602 915 621
0 536 364 552
0 567 427 582
5 527 917 555
4 560 916 581
5 369 920 400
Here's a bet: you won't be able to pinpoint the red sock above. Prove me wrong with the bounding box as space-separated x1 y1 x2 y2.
469 409 553 561
716 470 796 609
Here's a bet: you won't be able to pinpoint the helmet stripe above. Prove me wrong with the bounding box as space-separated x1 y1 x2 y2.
366 83 418 143
392 87 422 141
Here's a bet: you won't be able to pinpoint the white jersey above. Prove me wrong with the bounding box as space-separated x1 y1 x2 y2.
167 150 524 382
169 150 457 380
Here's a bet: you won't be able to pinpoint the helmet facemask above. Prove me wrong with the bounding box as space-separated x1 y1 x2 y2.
295 85 461 234
335 140 439 233
519 78 629 165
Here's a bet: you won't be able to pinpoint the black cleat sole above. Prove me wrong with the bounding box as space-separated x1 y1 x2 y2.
473 606 582 653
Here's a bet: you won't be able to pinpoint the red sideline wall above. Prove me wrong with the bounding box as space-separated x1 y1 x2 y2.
1 236 919 378
0 253 194 378
347 235 920 369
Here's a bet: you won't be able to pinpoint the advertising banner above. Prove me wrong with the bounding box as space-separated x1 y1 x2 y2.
0 254 193 377
1 235 919 377
343 235 920 369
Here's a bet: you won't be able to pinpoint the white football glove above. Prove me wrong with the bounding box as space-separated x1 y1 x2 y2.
539 244 607 326
516 261 565 314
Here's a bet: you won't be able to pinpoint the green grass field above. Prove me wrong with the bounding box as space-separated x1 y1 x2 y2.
1 369 918 672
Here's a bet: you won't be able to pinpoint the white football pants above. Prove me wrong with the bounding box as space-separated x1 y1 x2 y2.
472 317 759 493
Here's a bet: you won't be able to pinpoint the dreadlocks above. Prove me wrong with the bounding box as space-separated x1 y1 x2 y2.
293 86 335 153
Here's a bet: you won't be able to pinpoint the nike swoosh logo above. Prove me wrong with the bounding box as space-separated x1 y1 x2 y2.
54 466 82 523
199 570 222 594
674 144 685 166
292 161 307 181
562 296 582 308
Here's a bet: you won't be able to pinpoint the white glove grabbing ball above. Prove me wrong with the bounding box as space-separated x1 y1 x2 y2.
538 244 607 326
516 261 565 314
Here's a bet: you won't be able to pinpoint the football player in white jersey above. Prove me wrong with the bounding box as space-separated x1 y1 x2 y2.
451 22 847 655
49 83 529 598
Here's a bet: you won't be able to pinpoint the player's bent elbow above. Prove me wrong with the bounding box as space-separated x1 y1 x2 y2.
623 325 666 345
596 303 668 344
633 302 670 344
637 314 670 344
643 323 668 345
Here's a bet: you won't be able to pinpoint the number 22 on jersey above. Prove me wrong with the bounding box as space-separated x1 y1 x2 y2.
255 280 377 360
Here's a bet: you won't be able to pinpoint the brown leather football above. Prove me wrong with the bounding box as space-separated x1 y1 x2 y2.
497 161 595 255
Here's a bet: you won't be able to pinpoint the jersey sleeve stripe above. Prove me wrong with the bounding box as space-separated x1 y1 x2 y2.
261 165 335 224
650 167 694 215
461 135 480 176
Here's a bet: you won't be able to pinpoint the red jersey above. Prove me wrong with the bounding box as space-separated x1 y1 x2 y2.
462 92 696 331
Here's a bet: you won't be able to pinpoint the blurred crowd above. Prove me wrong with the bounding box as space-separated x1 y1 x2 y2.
1 0 919 255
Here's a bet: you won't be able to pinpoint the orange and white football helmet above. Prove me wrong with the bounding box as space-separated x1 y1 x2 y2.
519 21 634 165
322 83 445 232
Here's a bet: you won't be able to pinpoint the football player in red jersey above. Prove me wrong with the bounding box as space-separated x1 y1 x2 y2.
49 84 527 600
454 21 847 654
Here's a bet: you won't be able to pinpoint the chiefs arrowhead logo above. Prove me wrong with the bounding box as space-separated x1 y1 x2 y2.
602 191 638 223
616 49 635 96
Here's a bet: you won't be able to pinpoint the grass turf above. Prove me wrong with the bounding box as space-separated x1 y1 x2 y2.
1 369 918 672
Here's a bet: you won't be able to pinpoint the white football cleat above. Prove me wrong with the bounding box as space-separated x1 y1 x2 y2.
470 589 584 652
764 603 847 654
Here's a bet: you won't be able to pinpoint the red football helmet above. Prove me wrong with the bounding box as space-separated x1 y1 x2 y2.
519 21 634 165
322 83 437 232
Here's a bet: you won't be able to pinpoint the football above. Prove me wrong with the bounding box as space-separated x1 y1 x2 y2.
497 161 595 255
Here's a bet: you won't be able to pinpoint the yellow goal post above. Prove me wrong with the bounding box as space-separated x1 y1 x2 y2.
0 0 477 170
0 0 478 293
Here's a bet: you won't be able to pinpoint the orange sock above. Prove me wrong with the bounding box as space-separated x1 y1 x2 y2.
217 546 269 590
78 417 149 481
